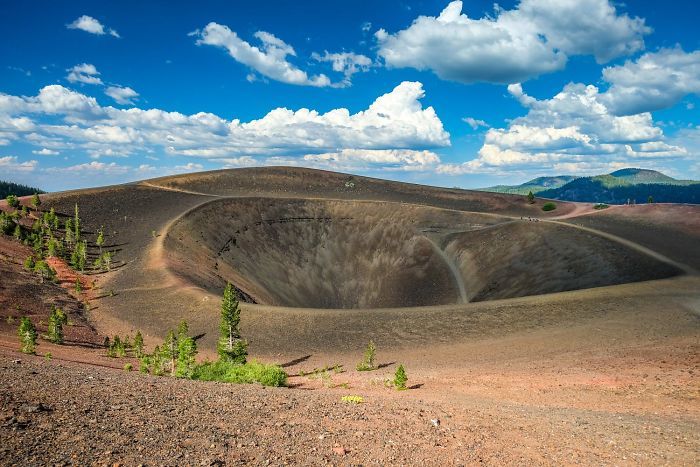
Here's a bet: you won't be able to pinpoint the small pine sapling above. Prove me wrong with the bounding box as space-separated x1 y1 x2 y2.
47 306 67 344
133 330 144 358
218 283 247 364
176 336 197 378
18 317 37 354
356 340 377 371
393 364 408 390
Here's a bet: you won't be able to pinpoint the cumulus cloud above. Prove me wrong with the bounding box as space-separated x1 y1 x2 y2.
0 155 37 172
601 47 700 115
376 0 649 84
311 51 372 86
439 81 688 175
65 64 140 105
463 117 489 130
300 148 440 172
67 15 120 38
0 81 449 172
46 160 130 175
32 148 59 156
66 63 103 85
193 23 332 87
104 85 139 105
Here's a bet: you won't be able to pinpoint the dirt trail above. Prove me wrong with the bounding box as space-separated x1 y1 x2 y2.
423 235 468 304
139 181 223 197
544 219 697 275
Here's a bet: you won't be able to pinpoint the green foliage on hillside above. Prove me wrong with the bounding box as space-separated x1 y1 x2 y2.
479 176 577 195
539 178 700 204
0 180 44 199
479 169 698 204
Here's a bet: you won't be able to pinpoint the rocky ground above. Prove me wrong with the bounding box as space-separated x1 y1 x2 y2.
1 351 698 466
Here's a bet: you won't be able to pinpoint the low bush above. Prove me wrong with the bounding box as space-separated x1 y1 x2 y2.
191 360 287 387
594 203 609 210
542 202 557 211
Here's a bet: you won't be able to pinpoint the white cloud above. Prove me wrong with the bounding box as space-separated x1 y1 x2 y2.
0 155 37 172
0 81 449 172
32 148 59 156
66 63 103 85
173 162 204 172
311 51 372 85
376 0 649 84
105 86 139 105
601 47 700 115
300 148 440 172
462 117 489 130
361 22 372 33
46 161 130 175
67 15 120 38
440 81 688 175
193 23 332 87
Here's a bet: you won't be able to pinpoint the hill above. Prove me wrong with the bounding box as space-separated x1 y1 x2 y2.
539 169 700 204
479 175 577 195
480 168 699 204
0 180 44 198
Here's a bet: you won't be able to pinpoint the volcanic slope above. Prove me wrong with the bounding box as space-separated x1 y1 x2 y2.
29 166 695 355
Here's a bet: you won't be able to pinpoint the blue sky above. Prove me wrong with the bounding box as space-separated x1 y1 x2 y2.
1 0 699 191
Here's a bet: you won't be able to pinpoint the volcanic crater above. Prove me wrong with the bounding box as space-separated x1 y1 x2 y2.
163 197 680 309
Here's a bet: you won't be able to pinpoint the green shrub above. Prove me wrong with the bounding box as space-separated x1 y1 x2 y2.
356 340 377 371
6 194 19 208
393 364 408 390
594 203 609 210
542 202 557 212
124 363 133 372
191 360 287 387
18 317 37 354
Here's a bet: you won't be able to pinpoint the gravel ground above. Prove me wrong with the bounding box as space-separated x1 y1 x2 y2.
1 353 698 466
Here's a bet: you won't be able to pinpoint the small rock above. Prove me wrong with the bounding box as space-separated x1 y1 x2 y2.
431 419 440 427
332 446 347 456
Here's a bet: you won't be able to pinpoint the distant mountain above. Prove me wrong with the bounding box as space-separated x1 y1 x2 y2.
538 169 699 204
0 180 44 198
480 175 578 195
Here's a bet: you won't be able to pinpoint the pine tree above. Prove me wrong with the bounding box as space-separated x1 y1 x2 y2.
96 226 104 255
47 306 67 344
74 277 82 294
393 364 408 390
73 204 80 241
163 330 178 375
133 330 144 358
18 317 37 354
33 260 54 283
527 191 535 204
218 282 247 364
151 345 165 376
6 195 19 208
31 193 41 210
356 340 377 371
176 336 197 378
13 223 21 240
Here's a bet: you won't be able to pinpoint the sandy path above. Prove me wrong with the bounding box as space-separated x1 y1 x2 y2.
423 235 468 304
544 219 698 275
